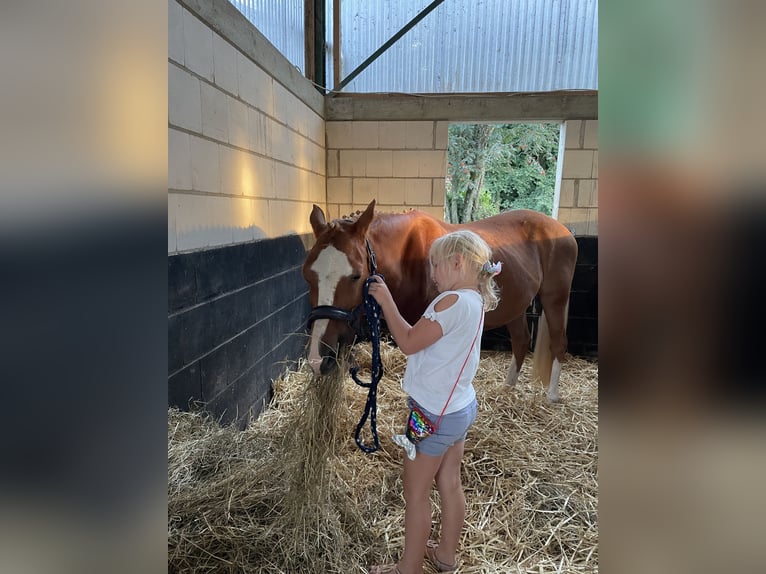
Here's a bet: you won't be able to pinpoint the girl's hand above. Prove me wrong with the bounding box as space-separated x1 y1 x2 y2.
368 274 443 354
368 274 393 307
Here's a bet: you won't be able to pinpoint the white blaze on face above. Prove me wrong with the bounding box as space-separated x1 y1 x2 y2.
307 244 353 373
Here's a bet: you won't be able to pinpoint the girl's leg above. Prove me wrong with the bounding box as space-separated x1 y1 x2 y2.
432 440 466 566
398 451 443 574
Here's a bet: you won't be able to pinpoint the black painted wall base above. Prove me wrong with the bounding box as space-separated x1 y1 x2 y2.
168 234 312 428
568 235 598 358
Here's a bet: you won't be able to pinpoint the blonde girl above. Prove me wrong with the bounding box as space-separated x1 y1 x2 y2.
368 230 501 574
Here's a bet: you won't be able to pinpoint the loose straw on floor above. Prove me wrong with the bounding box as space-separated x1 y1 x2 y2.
168 341 598 573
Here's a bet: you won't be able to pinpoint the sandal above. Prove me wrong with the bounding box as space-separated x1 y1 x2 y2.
425 540 457 572
369 564 401 574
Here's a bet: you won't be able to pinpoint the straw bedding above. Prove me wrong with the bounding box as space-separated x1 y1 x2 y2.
168 341 598 573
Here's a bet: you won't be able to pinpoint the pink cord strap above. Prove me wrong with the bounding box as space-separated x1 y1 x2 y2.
434 316 483 428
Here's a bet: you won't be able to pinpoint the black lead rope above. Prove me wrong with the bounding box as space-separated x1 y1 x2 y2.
349 274 384 453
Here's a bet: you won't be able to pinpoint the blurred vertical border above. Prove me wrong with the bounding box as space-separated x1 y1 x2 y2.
0 1 167 573
601 1 766 573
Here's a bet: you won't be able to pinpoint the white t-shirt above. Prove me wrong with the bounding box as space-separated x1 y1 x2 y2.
402 289 484 414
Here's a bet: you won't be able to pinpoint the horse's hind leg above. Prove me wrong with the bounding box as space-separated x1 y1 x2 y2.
535 293 570 402
505 315 531 387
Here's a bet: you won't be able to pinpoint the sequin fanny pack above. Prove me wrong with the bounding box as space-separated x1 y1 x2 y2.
405 399 436 443
395 318 483 460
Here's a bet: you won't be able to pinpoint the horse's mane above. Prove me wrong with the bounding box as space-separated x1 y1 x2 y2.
338 207 414 223
338 210 363 223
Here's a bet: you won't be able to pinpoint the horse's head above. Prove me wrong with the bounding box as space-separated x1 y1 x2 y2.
302 200 376 375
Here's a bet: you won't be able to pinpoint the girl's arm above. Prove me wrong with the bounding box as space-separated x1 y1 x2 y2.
368 276 457 355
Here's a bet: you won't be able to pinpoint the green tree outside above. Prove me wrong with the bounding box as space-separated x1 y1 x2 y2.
445 123 560 223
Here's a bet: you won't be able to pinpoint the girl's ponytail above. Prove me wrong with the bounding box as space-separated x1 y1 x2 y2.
478 260 501 311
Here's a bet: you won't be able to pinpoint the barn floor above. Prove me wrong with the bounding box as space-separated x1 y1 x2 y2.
168 341 598 573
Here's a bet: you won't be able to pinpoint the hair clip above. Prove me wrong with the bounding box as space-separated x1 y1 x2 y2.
482 261 503 276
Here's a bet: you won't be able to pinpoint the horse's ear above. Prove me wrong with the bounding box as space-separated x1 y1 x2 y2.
353 200 376 236
309 204 328 238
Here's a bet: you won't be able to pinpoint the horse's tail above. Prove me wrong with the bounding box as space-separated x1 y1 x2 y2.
531 303 569 386
531 311 552 386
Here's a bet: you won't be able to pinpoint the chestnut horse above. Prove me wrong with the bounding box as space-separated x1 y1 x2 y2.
302 200 578 402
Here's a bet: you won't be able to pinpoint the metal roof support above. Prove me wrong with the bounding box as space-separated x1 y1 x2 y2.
334 0 448 93
333 0 341 90
305 0 326 92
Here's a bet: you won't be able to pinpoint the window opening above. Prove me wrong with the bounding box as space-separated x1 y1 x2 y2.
444 123 562 223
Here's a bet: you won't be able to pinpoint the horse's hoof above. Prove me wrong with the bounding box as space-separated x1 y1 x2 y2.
308 357 323 375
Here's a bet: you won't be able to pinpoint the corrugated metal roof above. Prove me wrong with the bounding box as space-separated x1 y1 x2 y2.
229 0 598 94
229 0 305 72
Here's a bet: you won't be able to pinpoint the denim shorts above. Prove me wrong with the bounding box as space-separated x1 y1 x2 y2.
410 397 478 457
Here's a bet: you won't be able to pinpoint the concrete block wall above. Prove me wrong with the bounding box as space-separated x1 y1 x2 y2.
167 0 324 426
557 120 599 236
168 0 325 253
325 120 449 220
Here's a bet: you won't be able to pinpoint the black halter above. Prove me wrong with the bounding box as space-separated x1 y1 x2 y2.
306 237 384 454
306 238 378 331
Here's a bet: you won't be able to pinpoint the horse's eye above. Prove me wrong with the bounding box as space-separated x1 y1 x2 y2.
351 274 361 281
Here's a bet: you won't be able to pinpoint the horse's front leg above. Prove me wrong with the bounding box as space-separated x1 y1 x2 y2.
506 355 519 387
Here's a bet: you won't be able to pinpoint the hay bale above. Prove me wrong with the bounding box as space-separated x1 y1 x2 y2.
168 341 598 573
